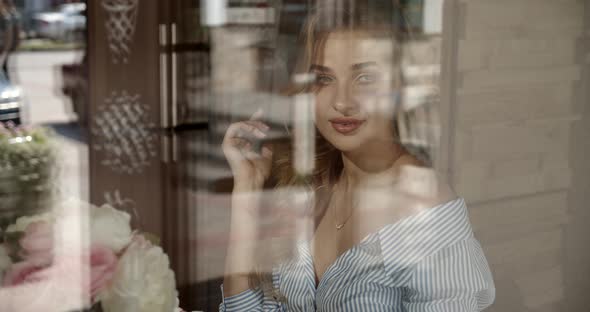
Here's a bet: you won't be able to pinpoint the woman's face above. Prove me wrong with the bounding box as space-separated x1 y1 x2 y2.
311 31 399 152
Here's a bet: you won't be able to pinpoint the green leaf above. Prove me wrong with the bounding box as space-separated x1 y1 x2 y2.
140 232 161 246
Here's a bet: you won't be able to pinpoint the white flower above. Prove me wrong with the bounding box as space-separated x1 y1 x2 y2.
99 236 177 312
174 298 183 312
0 244 11 278
49 198 132 254
5 211 54 233
90 204 132 253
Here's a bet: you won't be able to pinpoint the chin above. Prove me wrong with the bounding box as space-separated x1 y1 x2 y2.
322 132 367 153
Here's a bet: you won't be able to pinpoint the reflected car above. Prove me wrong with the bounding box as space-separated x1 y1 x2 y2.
33 3 86 42
0 72 22 125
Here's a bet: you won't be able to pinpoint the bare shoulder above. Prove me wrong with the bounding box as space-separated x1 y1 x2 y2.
355 154 458 234
394 155 457 212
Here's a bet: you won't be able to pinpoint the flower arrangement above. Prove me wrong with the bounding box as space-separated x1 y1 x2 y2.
0 122 57 230
0 198 183 312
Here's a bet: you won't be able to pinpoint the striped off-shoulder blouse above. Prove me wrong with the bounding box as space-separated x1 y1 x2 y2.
220 197 496 311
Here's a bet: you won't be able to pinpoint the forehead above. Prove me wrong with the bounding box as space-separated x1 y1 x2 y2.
318 31 395 69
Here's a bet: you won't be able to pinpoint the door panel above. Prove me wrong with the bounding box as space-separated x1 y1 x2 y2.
88 0 163 237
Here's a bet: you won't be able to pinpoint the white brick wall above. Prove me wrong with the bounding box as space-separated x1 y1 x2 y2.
448 0 585 309
462 0 585 40
515 266 564 309
456 167 572 202
464 1 583 29
469 192 569 243
456 84 575 126
484 228 562 266
460 66 581 90
459 38 578 71
454 119 573 162
491 248 561 283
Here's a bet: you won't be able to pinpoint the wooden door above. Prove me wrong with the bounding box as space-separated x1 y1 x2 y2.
87 0 164 250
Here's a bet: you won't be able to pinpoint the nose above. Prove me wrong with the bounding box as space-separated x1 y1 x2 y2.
331 81 359 116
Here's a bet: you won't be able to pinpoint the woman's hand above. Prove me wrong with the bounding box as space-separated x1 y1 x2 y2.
222 110 273 191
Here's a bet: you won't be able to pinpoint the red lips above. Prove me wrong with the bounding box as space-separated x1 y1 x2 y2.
329 117 365 134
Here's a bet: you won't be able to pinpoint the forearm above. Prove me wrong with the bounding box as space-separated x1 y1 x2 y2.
223 186 262 297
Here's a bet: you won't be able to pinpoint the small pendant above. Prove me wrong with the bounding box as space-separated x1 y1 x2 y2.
336 223 344 230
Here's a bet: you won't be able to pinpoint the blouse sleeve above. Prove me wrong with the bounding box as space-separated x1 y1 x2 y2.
219 285 265 312
402 237 496 312
219 268 284 311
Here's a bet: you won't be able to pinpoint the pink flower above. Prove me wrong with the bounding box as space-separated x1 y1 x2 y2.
3 258 50 287
3 221 55 287
3 244 118 302
88 245 118 298
19 221 54 262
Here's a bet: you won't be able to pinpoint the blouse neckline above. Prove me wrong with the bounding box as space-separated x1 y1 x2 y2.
295 196 467 291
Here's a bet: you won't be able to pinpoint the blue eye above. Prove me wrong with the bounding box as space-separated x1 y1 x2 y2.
315 74 335 86
355 73 378 84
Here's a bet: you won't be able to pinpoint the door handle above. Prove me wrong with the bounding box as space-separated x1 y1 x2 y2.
159 23 169 130
171 22 178 128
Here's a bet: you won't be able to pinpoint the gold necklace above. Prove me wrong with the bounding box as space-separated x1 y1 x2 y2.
333 179 356 231
335 212 353 230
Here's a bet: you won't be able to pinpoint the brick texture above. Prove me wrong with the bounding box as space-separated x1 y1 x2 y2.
449 0 586 310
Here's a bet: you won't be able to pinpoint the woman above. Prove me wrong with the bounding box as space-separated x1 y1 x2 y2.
220 2 495 311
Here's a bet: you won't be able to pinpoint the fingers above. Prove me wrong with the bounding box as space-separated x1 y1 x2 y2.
243 120 270 133
241 143 273 161
230 122 267 139
224 121 268 148
251 145 273 179
222 115 273 181
224 108 269 146
222 120 273 163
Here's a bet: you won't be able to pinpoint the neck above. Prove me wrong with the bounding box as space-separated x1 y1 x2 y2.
339 140 406 187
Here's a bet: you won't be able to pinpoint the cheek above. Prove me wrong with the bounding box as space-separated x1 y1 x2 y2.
314 91 332 119
366 116 396 140
314 106 331 138
353 87 397 116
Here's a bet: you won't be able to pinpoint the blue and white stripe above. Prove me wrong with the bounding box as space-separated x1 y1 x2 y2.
220 197 496 311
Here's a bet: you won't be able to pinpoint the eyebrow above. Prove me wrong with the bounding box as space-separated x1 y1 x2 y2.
351 61 378 71
310 61 378 73
310 64 332 73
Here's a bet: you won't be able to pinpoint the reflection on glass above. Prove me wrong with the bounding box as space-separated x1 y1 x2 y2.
219 1 495 311
1 0 589 310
